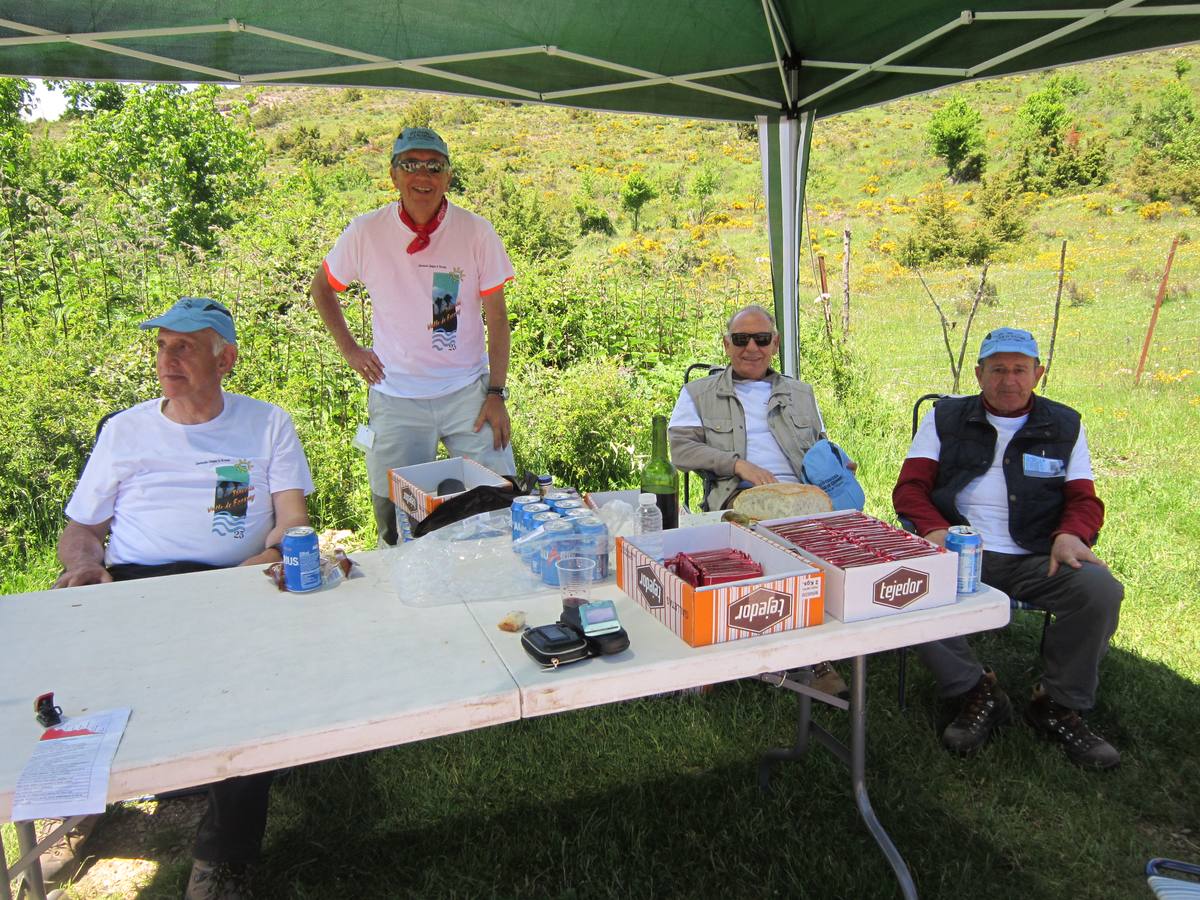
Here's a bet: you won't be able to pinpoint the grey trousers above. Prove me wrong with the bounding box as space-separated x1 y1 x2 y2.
915 550 1123 710
366 378 516 546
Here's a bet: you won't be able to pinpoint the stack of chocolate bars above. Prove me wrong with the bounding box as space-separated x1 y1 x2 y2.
766 512 945 568
667 548 764 587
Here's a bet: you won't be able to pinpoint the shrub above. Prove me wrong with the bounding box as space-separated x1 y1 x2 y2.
509 357 668 491
620 171 657 232
927 96 987 182
574 199 615 236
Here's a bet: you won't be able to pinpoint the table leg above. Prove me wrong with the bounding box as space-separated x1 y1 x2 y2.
757 670 814 791
849 655 917 900
1 830 12 900
14 821 48 900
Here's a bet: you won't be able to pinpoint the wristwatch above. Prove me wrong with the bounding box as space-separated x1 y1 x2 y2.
486 385 509 401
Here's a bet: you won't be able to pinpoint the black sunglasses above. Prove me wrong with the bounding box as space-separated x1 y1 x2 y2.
393 158 449 174
728 331 775 347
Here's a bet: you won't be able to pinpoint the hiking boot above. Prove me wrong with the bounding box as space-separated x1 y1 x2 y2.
39 813 100 882
811 660 850 700
940 669 1012 755
1024 687 1121 770
185 860 252 900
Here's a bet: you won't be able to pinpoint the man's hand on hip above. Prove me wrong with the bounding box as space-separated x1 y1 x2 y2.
343 343 385 385
474 395 511 449
54 564 113 589
733 459 778 486
1048 532 1106 577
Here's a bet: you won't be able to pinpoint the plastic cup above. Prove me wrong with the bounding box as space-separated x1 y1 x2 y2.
557 556 597 608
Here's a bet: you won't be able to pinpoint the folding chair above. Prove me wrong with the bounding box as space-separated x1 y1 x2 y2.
895 392 1052 710
1146 858 1200 899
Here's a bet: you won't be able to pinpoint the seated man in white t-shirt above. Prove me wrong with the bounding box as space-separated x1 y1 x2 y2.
668 304 848 697
893 327 1123 770
54 296 315 899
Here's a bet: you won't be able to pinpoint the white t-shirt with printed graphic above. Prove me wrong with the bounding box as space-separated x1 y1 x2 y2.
66 393 315 567
906 409 1092 554
323 201 515 399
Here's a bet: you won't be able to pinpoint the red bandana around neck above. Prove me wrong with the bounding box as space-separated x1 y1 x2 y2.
400 198 448 254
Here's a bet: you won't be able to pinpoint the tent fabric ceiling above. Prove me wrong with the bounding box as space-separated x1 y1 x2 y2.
2 2 1197 122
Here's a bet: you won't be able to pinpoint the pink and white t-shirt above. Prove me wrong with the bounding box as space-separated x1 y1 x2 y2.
323 201 514 399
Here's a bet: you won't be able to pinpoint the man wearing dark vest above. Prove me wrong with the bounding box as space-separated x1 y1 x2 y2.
893 327 1122 769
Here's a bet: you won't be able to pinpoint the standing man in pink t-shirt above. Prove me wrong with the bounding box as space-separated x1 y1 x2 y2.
311 127 516 545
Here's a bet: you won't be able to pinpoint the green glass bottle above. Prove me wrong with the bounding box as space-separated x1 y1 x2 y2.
640 414 679 529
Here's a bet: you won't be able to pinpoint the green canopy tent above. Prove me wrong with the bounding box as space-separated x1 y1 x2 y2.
1 10 1197 889
2 1 1198 375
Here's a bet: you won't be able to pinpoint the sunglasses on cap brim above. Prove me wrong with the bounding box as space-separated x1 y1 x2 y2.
727 331 775 347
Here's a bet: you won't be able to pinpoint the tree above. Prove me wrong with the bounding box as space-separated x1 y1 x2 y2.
46 80 129 117
926 96 986 182
620 171 657 232
61 84 265 250
689 165 720 222
0 78 34 186
0 77 33 130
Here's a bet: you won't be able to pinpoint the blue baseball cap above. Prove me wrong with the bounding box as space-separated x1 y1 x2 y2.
392 127 450 161
139 297 237 344
978 327 1039 361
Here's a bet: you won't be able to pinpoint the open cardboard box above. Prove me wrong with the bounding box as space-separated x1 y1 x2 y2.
753 513 958 623
388 457 510 523
616 522 824 647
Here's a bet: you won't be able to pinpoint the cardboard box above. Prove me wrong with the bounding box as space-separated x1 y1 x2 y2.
387 457 510 523
753 513 958 623
583 489 640 511
616 523 824 647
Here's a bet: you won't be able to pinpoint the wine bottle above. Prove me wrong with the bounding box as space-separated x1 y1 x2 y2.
639 414 679 529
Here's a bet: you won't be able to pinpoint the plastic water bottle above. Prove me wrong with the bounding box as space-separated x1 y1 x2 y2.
637 492 664 560
637 492 663 534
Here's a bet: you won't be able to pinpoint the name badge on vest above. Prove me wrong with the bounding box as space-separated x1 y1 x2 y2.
1022 453 1065 478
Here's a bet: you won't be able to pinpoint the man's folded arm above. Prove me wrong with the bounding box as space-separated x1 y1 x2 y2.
55 518 114 588
892 457 951 538
239 489 311 567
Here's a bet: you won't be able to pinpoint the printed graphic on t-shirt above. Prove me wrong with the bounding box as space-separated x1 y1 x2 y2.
429 270 463 352
211 462 252 539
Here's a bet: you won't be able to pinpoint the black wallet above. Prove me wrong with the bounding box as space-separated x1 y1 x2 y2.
520 623 590 669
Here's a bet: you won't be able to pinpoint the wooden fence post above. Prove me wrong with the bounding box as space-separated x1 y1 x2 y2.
1134 236 1180 386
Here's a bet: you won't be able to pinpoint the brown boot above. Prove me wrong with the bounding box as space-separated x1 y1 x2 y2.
1024 685 1120 770
940 668 1012 755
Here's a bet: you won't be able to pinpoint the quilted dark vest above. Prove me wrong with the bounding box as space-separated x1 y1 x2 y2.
931 394 1082 554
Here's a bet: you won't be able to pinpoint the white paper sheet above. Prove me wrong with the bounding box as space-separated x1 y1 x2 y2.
11 707 131 821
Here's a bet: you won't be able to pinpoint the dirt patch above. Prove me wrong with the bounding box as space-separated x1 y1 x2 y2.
40 796 205 899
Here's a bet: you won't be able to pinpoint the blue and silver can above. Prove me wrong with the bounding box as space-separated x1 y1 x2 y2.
526 511 563 574
281 526 322 593
539 520 577 585
510 495 540 542
945 525 983 595
564 507 594 519
549 498 584 514
572 515 609 579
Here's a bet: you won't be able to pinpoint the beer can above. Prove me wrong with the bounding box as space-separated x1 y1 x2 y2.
549 498 584 514
945 525 983 595
510 495 541 542
564 507 594 519
539 520 576 585
281 526 322 593
572 515 609 579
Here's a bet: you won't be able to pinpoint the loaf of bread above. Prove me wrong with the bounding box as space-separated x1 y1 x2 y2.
731 483 833 520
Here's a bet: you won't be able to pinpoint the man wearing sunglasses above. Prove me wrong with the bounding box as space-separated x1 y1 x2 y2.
668 303 850 697
668 305 831 512
311 126 516 545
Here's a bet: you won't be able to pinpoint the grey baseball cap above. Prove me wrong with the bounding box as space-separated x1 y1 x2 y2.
391 126 450 161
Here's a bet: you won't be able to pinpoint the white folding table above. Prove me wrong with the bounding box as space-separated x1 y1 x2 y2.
1 547 1008 900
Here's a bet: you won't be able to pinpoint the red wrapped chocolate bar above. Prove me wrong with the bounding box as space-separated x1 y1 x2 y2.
668 548 764 587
